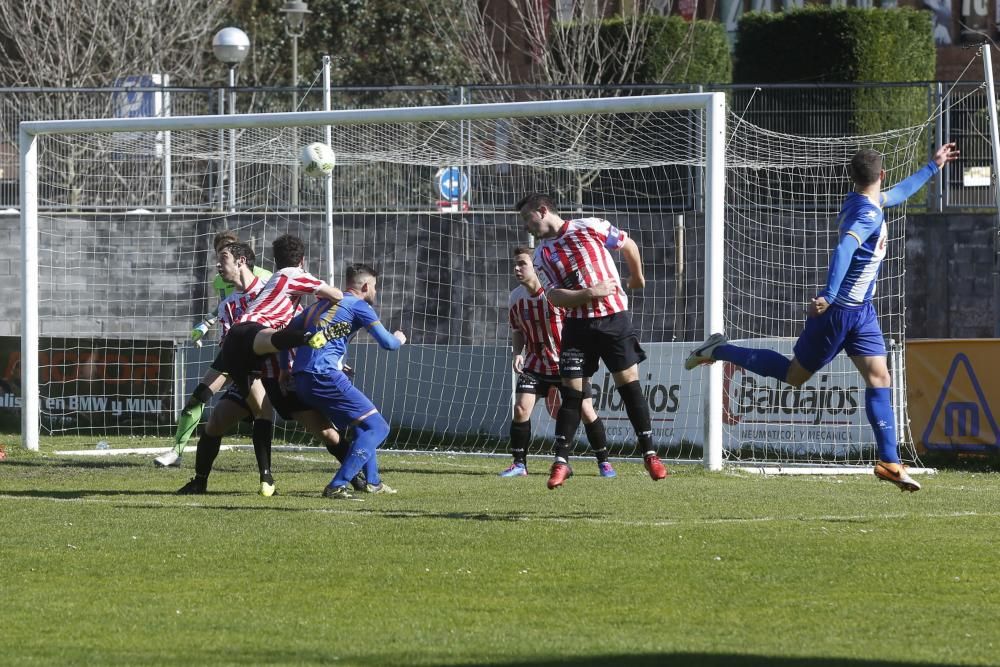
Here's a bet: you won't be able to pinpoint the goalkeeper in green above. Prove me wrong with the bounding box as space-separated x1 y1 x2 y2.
154 230 272 467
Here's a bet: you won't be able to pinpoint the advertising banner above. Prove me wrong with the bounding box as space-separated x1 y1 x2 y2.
719 338 876 458
906 339 1000 453
0 336 174 433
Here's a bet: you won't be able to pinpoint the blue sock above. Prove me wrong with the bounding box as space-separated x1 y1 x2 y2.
331 414 389 488
865 387 898 463
712 344 791 382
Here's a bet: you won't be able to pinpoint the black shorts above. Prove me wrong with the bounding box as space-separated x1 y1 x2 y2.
220 322 266 390
262 377 311 420
210 350 225 374
559 312 646 379
219 377 311 421
515 371 561 396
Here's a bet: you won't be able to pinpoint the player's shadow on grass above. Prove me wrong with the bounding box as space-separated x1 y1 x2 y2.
1 458 149 470
466 655 955 667
377 464 504 477
0 488 188 499
352 507 609 522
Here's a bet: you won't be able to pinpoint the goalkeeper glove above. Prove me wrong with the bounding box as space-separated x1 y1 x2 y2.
191 315 218 348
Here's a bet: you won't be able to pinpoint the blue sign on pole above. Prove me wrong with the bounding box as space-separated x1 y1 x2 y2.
436 167 470 201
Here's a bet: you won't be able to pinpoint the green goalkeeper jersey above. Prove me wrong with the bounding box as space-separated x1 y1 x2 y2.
212 265 272 300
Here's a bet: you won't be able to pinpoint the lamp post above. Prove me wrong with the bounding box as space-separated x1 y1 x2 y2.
212 27 250 212
281 0 311 209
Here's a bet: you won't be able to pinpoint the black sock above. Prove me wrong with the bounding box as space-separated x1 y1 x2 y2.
509 420 531 464
186 382 214 408
554 387 584 461
585 418 610 463
194 433 223 479
270 326 307 350
617 381 654 456
326 438 349 464
252 419 274 481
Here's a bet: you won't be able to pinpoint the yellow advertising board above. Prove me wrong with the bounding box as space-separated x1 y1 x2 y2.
906 339 1000 453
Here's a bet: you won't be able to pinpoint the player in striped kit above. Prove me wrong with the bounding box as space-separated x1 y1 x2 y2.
155 230 272 468
516 193 668 489
217 234 342 495
685 142 959 491
501 246 615 479
177 241 354 496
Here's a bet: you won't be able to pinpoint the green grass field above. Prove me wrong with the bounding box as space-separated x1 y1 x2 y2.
2 436 999 666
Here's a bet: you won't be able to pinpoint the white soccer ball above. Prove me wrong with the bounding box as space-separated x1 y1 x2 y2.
300 142 336 178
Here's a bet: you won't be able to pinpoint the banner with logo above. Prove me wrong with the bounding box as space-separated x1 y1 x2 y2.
719 338 876 458
0 336 174 433
906 339 1000 453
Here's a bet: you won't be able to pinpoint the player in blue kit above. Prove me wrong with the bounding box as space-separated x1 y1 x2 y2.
281 263 406 498
685 142 959 492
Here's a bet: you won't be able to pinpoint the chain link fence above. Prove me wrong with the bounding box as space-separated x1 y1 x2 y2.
0 81 994 211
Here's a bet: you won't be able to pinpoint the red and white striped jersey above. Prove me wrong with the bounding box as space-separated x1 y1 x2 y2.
533 217 629 318
236 267 325 329
216 276 265 341
509 284 562 376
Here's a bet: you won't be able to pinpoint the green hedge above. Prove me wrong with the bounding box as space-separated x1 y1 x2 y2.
734 7 934 136
569 15 731 85
734 6 934 83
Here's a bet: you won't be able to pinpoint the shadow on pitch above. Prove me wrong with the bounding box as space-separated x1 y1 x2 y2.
0 457 150 470
0 488 190 499
363 654 959 667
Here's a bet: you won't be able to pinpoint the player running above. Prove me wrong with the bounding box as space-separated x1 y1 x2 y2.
684 142 959 492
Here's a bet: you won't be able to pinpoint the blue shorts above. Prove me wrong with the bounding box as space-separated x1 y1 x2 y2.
293 369 377 431
793 302 886 373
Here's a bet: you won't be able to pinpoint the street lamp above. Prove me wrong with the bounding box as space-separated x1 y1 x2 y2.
212 27 250 212
281 0 311 208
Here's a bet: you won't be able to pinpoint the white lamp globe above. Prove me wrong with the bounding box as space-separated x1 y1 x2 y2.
212 27 250 65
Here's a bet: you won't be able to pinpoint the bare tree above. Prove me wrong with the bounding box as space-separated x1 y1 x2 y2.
0 0 228 87
424 1 698 93
0 0 230 209
425 1 695 209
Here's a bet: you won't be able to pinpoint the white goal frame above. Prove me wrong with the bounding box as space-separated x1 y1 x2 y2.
18 93 728 465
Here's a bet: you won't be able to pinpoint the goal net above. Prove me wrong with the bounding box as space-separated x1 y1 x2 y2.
17 93 923 469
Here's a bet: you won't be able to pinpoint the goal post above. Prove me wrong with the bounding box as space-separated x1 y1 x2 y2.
18 93 728 464
18 91 923 472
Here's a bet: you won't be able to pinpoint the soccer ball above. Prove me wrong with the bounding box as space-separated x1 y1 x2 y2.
300 142 336 178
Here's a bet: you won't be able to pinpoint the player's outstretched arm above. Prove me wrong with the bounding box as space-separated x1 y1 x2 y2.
368 322 405 350
933 142 960 168
882 142 959 208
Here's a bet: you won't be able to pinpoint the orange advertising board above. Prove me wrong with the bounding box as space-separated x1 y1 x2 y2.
906 339 1000 453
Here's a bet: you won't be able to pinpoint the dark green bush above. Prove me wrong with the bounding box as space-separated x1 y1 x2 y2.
734 7 934 136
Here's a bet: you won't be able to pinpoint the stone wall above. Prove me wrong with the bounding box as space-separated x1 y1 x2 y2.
0 211 995 341
906 215 998 338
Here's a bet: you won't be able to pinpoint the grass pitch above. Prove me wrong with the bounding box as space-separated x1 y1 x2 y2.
2 437 998 666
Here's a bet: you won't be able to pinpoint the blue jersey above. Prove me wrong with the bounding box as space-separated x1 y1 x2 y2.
821 161 938 307
287 294 399 375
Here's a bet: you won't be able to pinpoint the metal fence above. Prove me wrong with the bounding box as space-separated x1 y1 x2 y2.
0 81 994 211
